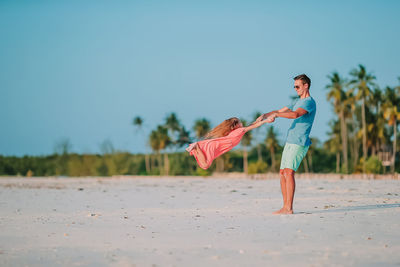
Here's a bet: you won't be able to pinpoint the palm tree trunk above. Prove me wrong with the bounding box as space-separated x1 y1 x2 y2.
145 154 150 174
164 153 169 176
371 146 376 157
270 147 276 172
157 153 163 175
257 144 262 162
352 118 359 171
150 154 155 173
392 121 397 173
307 152 313 173
243 147 248 174
336 152 340 173
340 110 348 173
361 97 368 173
303 157 309 173
216 157 224 172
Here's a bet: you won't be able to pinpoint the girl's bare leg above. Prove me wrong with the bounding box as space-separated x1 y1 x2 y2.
191 144 209 169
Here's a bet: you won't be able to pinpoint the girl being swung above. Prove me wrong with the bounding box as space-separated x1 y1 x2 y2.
186 116 274 169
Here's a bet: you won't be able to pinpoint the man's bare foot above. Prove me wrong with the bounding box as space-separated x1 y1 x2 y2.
273 207 293 215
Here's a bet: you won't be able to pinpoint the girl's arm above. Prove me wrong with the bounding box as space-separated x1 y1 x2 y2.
244 118 271 132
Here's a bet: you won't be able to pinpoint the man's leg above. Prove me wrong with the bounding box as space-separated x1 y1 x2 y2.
283 168 295 213
273 169 289 214
279 169 287 205
273 168 295 214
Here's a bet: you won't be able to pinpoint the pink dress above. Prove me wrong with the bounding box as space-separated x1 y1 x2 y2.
189 127 247 170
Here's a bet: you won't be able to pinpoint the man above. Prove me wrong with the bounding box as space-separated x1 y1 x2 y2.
257 74 316 214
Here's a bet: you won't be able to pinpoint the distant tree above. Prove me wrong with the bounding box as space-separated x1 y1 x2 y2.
100 139 115 155
350 64 376 173
193 118 211 139
382 86 400 173
54 138 72 155
368 87 387 156
345 89 361 171
165 113 181 133
53 138 72 176
149 125 171 175
326 72 349 173
265 126 279 172
325 120 342 173
165 112 185 150
176 126 191 148
132 115 150 173
252 111 264 162
306 137 320 173
240 119 252 174
132 116 143 130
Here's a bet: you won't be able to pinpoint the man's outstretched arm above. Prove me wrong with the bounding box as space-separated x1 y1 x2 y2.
272 108 308 120
257 107 291 122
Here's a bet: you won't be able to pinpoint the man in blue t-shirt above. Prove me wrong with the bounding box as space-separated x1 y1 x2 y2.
257 74 316 215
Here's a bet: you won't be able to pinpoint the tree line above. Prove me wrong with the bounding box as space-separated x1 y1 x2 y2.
325 65 399 174
0 65 398 176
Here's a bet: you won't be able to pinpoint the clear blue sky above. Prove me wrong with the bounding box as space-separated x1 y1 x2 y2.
1 0 400 156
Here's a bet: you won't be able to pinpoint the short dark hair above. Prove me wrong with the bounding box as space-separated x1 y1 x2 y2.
294 74 311 89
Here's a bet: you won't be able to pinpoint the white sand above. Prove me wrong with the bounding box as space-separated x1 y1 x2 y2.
0 176 399 266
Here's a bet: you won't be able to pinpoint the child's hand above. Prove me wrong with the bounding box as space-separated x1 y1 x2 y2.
255 114 264 123
266 117 274 123
265 114 277 123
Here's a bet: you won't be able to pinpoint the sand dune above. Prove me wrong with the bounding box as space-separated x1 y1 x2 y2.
0 176 399 266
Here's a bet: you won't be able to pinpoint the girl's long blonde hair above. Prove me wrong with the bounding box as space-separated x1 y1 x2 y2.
204 117 241 139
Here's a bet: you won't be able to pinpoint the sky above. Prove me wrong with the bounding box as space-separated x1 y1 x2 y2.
1 0 400 156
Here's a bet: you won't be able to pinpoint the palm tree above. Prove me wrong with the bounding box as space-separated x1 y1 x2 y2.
368 88 386 156
149 128 161 174
149 125 171 175
164 113 185 175
132 116 150 174
193 118 211 139
240 119 252 174
350 64 376 173
382 86 400 173
326 72 349 173
176 126 191 148
165 113 180 132
165 112 181 148
345 89 361 172
252 111 264 162
265 126 279 172
326 135 341 173
307 137 320 173
325 120 342 173
132 116 143 129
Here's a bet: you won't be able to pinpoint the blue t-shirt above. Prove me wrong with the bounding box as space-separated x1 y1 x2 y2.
285 96 316 146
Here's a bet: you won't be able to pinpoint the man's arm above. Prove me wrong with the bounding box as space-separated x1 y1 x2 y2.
273 108 308 119
257 107 291 122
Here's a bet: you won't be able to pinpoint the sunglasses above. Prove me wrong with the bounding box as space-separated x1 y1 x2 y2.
294 86 301 89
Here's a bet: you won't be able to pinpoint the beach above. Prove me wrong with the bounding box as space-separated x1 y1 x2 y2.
0 176 399 266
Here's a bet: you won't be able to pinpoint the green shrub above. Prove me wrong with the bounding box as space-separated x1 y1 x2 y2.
248 161 268 174
196 167 211 176
365 156 383 174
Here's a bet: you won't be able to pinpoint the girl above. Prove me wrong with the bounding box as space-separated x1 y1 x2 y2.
186 117 273 170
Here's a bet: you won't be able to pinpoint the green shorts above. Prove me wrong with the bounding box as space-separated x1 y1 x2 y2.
280 143 309 172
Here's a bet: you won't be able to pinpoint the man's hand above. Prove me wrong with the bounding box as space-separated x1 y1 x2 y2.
256 114 265 122
265 114 277 123
266 117 274 123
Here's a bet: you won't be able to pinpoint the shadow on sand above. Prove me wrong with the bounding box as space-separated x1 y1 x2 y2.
299 203 400 214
